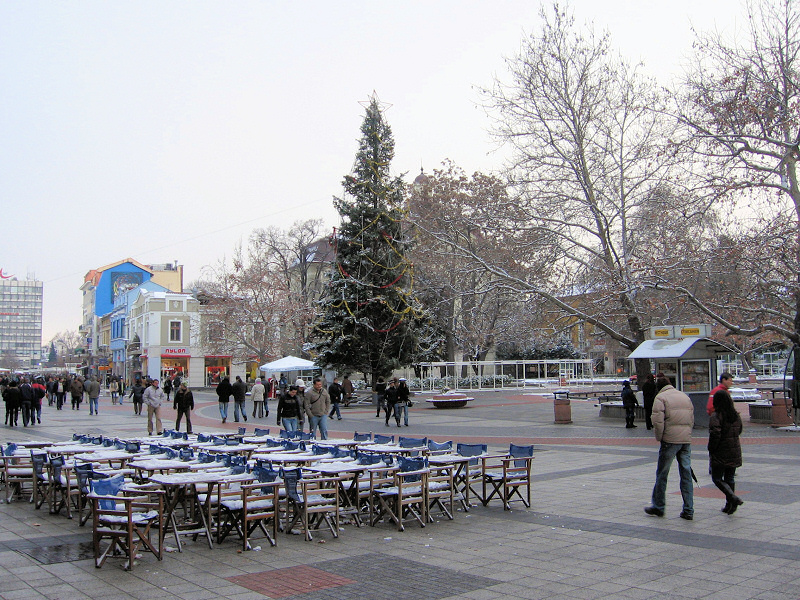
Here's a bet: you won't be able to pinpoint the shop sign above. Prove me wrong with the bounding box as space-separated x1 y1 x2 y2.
162 347 189 357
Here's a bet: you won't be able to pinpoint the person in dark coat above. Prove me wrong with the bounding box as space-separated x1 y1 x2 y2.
3 380 21 426
173 383 194 434
128 380 146 415
374 377 387 418
328 377 343 420
162 377 173 402
641 373 657 430
232 375 247 423
621 380 639 428
276 386 302 432
385 379 400 427
709 389 744 514
216 376 233 423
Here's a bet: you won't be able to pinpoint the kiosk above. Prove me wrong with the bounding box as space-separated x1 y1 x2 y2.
627 333 736 428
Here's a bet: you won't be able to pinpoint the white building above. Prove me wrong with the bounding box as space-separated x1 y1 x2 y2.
127 290 204 387
0 276 43 368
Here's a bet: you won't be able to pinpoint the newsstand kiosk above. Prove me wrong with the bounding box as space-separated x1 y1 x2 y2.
627 326 736 428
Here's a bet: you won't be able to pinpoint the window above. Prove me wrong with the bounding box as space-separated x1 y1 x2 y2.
169 321 182 342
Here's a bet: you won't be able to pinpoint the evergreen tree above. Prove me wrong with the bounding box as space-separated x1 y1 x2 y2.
48 342 57 365
310 94 440 380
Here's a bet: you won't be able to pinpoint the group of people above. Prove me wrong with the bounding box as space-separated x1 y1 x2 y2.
643 371 743 520
373 376 412 427
1 373 112 426
125 376 194 436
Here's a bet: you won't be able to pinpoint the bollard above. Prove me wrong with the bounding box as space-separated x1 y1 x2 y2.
554 398 572 424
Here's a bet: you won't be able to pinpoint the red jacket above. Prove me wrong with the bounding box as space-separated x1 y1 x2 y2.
707 383 729 415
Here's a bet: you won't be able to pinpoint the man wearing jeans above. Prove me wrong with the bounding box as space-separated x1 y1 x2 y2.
142 378 165 436
644 373 695 520
304 378 331 440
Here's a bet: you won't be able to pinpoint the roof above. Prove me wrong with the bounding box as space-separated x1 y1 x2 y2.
83 258 154 284
628 337 736 359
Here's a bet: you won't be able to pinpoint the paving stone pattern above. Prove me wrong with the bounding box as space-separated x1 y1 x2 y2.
1 388 800 599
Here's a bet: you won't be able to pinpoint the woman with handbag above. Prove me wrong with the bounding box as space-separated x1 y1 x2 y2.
396 378 412 427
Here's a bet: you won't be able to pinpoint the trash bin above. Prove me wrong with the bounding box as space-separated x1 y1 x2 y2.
554 398 572 424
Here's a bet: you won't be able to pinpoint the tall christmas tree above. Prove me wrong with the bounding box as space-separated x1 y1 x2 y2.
310 94 437 380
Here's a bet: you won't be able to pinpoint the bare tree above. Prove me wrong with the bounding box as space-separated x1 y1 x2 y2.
409 162 523 365
199 240 298 367
50 330 83 364
250 218 326 353
668 0 800 398
458 3 698 382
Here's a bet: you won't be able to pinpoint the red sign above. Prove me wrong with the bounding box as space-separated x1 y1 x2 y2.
162 347 189 357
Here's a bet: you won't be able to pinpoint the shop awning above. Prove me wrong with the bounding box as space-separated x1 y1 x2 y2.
628 337 736 359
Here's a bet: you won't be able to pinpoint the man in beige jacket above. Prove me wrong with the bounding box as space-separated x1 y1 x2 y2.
644 373 695 520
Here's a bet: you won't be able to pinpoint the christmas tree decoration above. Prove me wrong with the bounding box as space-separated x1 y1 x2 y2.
309 93 440 380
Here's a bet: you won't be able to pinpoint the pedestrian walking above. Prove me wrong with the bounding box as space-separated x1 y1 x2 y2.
3 380 20 426
85 375 101 415
216 376 232 424
396 378 412 426
644 373 695 520
709 389 744 514
173 383 194 434
70 376 84 410
55 376 66 410
342 375 354 405
19 378 34 427
328 377 343 420
142 378 165 436
109 378 119 405
251 378 265 419
621 380 638 428
385 379 401 427
31 378 46 424
374 376 387 418
707 372 734 416
304 377 331 439
129 379 146 415
641 373 656 430
232 375 247 422
277 386 302 432
162 377 173 402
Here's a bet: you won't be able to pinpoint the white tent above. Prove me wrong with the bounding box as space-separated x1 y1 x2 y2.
259 355 317 373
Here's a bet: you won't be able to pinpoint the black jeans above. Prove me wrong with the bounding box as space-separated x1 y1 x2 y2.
175 407 192 433
710 463 737 500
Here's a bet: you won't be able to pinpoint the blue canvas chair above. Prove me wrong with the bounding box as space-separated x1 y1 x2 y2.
480 444 534 510
283 468 340 541
427 440 453 454
373 434 394 445
456 443 487 507
353 431 372 442
91 475 164 571
371 456 428 531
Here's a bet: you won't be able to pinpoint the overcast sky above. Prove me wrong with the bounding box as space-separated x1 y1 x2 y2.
0 0 740 343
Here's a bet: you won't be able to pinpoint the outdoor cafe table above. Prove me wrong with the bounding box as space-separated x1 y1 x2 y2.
428 453 474 511
191 443 259 457
128 458 192 482
249 452 321 467
355 443 428 457
148 471 253 551
73 450 134 469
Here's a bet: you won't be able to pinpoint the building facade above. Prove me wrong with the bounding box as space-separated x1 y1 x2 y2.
79 258 183 377
0 277 43 369
127 290 205 387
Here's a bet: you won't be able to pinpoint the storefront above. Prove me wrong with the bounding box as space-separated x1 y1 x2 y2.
204 356 231 386
160 347 190 381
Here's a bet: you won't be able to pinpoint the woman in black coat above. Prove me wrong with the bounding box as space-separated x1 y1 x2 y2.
708 390 744 514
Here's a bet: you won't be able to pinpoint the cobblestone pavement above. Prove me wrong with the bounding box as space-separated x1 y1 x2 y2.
1 389 799 600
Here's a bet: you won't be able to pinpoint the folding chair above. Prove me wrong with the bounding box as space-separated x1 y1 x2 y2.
371 456 428 531
31 452 51 510
427 440 453 455
456 443 487 507
353 431 372 442
217 480 281 551
49 455 80 519
481 443 534 510
91 476 164 571
373 434 394 445
283 468 340 541
4 448 35 504
427 463 455 522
